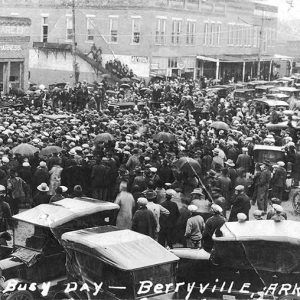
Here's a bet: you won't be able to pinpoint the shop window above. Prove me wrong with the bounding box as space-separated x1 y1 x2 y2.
109 17 118 43
87 16 95 41
209 22 215 45
42 16 48 43
155 18 166 45
168 57 178 68
228 23 234 46
171 19 182 45
203 22 209 45
132 17 141 44
216 23 221 46
66 15 73 41
186 21 196 45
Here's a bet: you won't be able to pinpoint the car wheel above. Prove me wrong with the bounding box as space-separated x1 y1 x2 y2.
292 191 300 214
6 291 34 300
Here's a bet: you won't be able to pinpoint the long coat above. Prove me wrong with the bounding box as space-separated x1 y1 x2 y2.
114 191 135 229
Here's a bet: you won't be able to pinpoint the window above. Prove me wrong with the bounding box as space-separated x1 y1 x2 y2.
171 19 182 44
216 23 221 46
155 18 166 44
66 15 73 41
228 23 234 46
209 22 215 45
109 17 118 43
203 22 209 45
168 57 178 68
132 18 141 44
186 21 196 45
253 26 258 47
87 16 95 41
234 24 239 46
42 16 48 42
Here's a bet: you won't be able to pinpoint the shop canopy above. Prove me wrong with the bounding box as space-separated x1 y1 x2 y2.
62 227 179 271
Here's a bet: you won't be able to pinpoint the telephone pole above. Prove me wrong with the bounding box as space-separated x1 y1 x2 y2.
71 0 78 85
257 10 265 79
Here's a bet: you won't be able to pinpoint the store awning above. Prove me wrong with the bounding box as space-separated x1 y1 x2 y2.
197 54 280 63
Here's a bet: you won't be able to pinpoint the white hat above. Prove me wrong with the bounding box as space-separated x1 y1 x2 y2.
137 197 148 206
60 186 68 193
242 147 248 152
235 185 245 192
39 161 47 167
273 204 283 213
211 204 222 214
277 161 285 167
2 156 9 163
237 213 247 222
69 149 76 156
37 183 49 192
149 167 157 173
22 162 30 167
188 204 198 212
166 189 176 197
0 185 5 193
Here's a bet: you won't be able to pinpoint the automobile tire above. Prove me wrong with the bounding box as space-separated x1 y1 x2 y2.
6 291 34 300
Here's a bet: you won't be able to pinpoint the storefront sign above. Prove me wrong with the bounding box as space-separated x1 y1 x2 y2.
0 44 22 51
131 56 149 64
0 25 29 36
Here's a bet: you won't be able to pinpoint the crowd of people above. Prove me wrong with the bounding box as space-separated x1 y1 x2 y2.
0 76 298 249
105 59 134 79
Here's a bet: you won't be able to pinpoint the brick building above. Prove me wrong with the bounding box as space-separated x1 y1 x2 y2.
0 0 280 85
0 16 31 94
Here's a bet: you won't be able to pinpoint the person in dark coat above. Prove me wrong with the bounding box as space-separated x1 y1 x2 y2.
271 161 287 201
216 168 232 209
33 183 51 206
236 147 252 173
229 185 251 222
132 197 157 239
158 159 174 184
159 189 179 248
202 204 226 252
33 161 49 192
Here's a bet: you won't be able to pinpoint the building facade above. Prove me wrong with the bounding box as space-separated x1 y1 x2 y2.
0 16 31 94
0 0 279 85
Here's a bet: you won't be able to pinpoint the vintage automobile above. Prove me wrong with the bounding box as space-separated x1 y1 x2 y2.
272 77 294 87
253 145 285 165
0 198 119 300
233 89 255 102
172 220 300 299
252 99 289 115
254 85 275 98
266 93 290 102
55 226 179 300
246 80 270 89
269 87 300 102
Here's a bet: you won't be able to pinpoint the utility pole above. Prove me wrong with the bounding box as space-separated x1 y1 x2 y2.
71 0 78 85
257 10 265 79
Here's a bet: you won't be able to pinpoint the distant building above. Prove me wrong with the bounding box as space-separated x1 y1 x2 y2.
0 0 281 85
0 16 31 94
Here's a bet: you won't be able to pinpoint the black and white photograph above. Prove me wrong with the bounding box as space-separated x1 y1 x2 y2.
0 0 300 299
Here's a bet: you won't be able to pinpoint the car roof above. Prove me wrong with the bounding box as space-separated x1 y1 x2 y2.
214 221 300 245
255 85 275 89
13 197 119 228
253 145 284 151
62 226 179 270
253 99 289 107
272 87 299 92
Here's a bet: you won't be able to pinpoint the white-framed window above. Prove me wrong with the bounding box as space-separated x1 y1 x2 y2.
186 20 196 45
216 22 221 46
86 16 95 41
253 26 258 47
132 17 141 44
204 22 209 45
171 19 182 44
41 16 48 42
209 22 215 45
238 25 243 46
168 57 178 68
66 15 73 41
109 16 118 43
228 23 234 46
243 25 247 47
155 17 166 45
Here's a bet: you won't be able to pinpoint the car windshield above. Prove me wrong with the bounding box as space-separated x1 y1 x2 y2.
14 221 50 251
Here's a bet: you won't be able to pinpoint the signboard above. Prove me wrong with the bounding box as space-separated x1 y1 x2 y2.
131 56 149 64
177 60 185 70
0 44 22 51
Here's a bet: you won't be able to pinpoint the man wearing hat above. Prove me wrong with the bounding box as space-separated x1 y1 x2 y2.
0 185 12 231
145 190 169 240
256 160 272 212
270 204 286 222
267 198 287 220
236 147 252 174
253 210 264 220
33 183 50 206
132 197 157 239
159 189 179 248
202 204 226 252
185 204 205 249
271 161 286 201
228 185 251 222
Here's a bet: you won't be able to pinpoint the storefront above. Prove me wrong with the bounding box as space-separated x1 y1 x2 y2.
0 17 31 94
